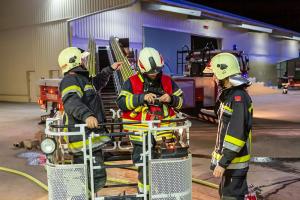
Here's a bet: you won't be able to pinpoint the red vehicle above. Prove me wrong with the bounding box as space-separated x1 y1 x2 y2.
37 78 63 123
277 57 300 94
176 48 249 118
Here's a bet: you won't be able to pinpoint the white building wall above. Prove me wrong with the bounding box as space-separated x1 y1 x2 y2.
0 0 133 102
0 0 131 30
72 2 299 84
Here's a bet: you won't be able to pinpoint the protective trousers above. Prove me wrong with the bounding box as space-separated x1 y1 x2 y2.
132 144 153 193
219 169 248 200
132 133 158 193
73 149 107 192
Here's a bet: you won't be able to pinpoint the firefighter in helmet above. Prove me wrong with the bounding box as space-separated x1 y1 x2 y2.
116 47 184 193
58 47 122 192
209 53 253 200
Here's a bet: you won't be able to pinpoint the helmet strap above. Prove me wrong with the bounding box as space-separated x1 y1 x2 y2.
218 78 231 89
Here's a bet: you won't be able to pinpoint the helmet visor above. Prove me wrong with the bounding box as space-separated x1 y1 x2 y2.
144 66 163 74
229 74 251 87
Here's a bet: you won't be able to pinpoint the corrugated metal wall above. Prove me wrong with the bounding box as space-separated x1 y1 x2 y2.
0 0 131 30
33 21 69 77
72 4 215 43
0 0 133 102
1 0 298 102
71 2 299 83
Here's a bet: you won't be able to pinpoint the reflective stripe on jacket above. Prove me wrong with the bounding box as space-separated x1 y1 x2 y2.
211 87 253 170
60 66 113 153
117 73 183 143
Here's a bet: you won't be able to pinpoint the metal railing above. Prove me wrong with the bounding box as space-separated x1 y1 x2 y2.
45 116 191 200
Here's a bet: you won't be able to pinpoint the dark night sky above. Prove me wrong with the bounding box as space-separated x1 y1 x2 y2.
186 0 300 33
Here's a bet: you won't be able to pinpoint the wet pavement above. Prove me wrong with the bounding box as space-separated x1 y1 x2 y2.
190 90 300 200
0 90 300 199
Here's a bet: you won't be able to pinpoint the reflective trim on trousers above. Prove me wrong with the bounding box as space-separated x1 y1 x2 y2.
138 180 150 193
211 158 249 169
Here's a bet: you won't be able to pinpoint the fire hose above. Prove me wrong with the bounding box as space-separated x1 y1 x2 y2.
0 161 219 194
103 162 219 189
0 166 138 192
0 166 141 192
0 166 48 191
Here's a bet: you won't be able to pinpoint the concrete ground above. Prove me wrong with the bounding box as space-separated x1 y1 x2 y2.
0 102 47 200
0 90 300 200
191 90 300 200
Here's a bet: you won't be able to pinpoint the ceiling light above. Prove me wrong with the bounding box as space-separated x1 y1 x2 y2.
228 23 272 33
292 36 300 41
145 3 201 17
240 24 272 33
272 35 300 41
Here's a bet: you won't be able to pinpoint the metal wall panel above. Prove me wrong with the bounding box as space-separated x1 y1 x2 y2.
0 0 133 102
71 2 299 61
0 0 133 30
0 0 299 101
72 4 144 43
71 2 299 84
0 21 67 101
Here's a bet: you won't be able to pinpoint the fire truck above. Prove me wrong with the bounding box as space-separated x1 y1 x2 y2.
175 45 250 120
37 78 63 123
277 57 300 94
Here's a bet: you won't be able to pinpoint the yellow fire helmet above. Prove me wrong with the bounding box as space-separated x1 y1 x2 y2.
138 47 164 74
210 52 241 80
58 47 83 74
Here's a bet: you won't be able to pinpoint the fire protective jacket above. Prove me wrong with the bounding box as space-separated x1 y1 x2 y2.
211 86 253 171
59 66 114 153
116 73 183 144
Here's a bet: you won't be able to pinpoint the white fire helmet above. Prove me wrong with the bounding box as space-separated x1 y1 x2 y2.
58 47 89 74
138 47 164 74
210 52 241 80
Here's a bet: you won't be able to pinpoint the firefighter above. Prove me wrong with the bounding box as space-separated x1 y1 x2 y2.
116 47 184 193
58 47 122 192
282 71 288 94
209 53 253 200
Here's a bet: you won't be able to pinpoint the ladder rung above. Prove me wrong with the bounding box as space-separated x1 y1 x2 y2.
103 155 132 162
103 183 137 188
95 194 141 200
94 164 135 169
102 92 117 94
